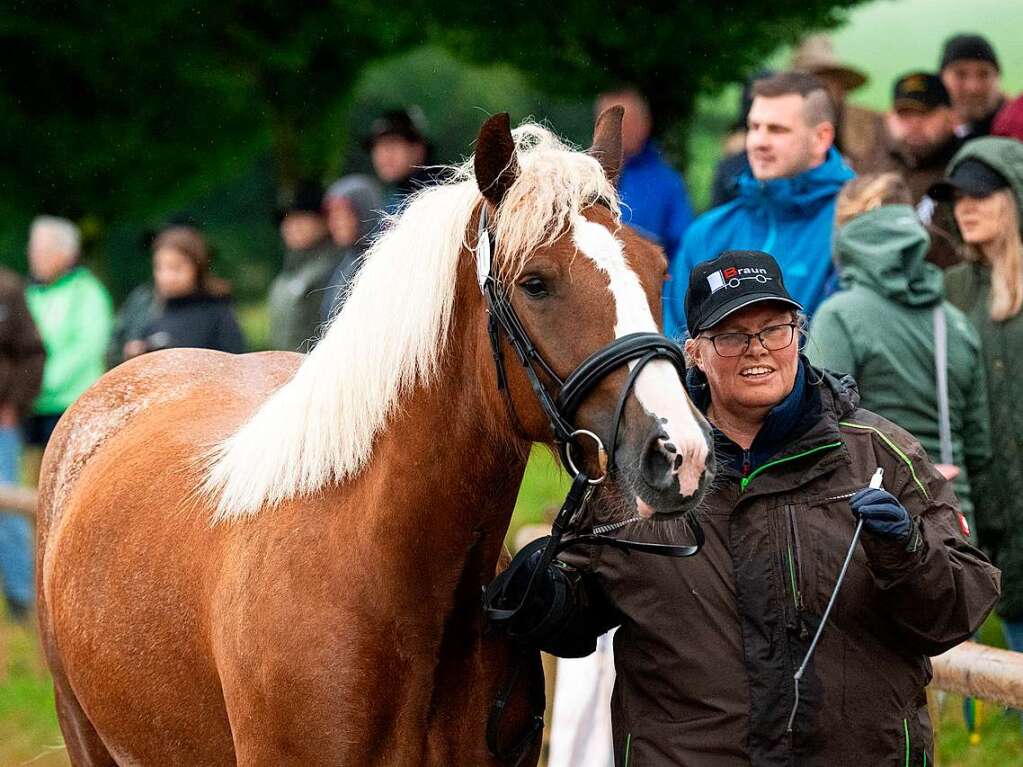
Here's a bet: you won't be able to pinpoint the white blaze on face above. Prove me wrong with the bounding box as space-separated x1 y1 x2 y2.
572 216 708 508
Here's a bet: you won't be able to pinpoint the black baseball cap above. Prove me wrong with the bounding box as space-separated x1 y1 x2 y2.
928 158 1010 202
892 72 950 113
275 179 326 223
940 34 1000 72
685 251 802 337
362 108 430 150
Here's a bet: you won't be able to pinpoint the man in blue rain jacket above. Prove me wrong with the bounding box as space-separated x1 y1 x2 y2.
665 72 855 337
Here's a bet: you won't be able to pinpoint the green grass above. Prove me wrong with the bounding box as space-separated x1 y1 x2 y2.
0 619 66 766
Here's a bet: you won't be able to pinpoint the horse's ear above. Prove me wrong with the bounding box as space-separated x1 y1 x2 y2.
474 113 519 205
590 106 625 184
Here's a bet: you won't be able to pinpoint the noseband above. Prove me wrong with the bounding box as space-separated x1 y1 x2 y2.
477 205 706 765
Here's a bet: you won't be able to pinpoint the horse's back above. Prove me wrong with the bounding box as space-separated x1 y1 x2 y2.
38 348 300 537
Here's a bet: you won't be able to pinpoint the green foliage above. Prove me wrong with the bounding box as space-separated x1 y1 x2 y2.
436 1 868 138
1 1 870 295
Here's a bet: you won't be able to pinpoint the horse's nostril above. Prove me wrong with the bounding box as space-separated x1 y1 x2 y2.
641 436 675 491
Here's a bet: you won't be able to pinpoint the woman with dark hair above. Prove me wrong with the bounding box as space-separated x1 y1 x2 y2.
932 136 1023 654
122 226 245 359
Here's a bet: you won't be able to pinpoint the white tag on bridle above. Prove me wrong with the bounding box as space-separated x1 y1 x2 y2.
476 207 492 292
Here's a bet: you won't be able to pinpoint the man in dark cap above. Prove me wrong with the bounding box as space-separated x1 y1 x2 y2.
862 72 963 267
268 180 337 351
364 108 435 213
940 34 1004 141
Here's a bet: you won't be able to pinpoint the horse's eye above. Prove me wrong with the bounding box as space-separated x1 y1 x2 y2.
519 276 549 299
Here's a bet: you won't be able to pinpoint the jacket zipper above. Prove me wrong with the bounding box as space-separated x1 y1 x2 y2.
739 442 843 492
785 505 805 613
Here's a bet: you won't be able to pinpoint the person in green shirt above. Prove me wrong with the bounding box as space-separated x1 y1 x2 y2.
930 137 1023 652
24 216 113 449
806 173 990 534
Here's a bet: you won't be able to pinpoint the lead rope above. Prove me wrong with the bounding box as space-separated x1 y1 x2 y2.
786 467 883 733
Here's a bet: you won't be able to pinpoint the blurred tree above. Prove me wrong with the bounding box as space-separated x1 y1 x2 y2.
0 0 419 223
0 0 867 298
436 1 869 144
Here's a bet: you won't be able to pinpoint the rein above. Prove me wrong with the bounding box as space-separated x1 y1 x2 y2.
475 205 705 765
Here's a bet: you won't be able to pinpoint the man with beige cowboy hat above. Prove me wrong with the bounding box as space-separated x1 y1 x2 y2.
791 34 885 173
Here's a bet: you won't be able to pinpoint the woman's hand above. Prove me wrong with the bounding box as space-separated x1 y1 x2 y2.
935 463 961 481
850 487 912 541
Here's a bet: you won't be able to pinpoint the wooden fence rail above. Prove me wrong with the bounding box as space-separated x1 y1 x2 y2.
0 484 37 519
931 641 1023 708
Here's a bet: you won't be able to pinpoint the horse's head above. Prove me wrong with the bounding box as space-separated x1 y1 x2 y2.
471 110 714 520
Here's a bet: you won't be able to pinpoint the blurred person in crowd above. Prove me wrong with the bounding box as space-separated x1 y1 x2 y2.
0 268 44 621
709 70 773 208
24 216 112 451
319 174 383 322
595 86 694 257
665 72 854 336
931 137 1023 652
807 173 989 535
993 92 1023 142
940 34 1004 141
121 226 244 359
790 34 885 173
107 214 201 367
862 72 962 268
268 180 337 352
364 108 435 214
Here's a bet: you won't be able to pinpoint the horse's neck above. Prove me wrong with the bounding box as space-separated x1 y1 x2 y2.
359 337 527 604
347 297 533 762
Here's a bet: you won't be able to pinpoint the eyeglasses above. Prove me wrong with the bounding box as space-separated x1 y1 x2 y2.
699 322 797 358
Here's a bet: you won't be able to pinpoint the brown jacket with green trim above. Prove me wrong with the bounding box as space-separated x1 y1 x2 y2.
558 371 999 766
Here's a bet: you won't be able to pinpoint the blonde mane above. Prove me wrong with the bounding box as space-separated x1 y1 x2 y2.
203 122 619 521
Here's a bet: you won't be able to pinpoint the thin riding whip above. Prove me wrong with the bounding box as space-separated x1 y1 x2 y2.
786 466 884 733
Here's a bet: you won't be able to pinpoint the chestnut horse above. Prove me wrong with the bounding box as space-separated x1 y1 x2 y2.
36 110 712 766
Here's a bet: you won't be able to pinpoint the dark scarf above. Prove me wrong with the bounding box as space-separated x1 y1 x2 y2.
686 357 822 476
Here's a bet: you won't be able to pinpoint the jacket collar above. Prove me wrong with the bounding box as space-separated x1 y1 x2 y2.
687 358 860 480
734 147 854 213
624 140 661 171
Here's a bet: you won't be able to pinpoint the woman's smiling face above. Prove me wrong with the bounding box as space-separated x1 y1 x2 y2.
688 303 801 413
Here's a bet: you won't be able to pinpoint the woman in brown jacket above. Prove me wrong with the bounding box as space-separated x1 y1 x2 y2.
505 250 999 765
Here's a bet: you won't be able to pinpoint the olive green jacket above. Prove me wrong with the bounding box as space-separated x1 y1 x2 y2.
807 205 989 528
942 136 1023 619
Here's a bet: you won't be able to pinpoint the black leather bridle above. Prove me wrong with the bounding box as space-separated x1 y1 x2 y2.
476 204 707 765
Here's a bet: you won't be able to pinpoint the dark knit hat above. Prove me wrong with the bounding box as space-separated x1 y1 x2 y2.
940 34 1000 72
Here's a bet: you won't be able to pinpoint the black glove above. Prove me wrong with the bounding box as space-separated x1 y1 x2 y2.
484 536 580 646
851 487 912 541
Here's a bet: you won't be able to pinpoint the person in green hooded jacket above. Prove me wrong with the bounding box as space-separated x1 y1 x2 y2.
807 173 989 533
929 136 1023 650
